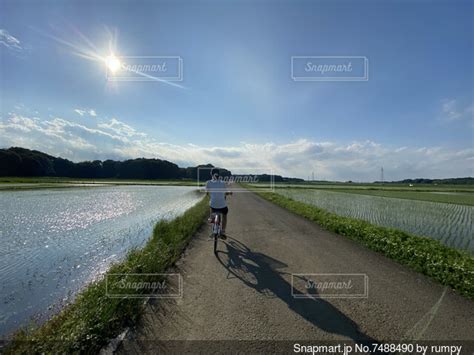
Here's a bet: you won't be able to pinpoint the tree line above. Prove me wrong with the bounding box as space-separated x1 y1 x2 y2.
0 147 303 182
396 177 474 185
0 147 227 180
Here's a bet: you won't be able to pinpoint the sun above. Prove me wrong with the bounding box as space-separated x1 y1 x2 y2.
106 55 121 73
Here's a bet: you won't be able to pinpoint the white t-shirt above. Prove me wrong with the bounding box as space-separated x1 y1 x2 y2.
206 179 227 209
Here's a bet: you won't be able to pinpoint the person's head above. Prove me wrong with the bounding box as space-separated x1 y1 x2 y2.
211 168 220 179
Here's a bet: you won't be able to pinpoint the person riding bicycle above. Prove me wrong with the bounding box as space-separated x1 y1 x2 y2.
205 168 231 238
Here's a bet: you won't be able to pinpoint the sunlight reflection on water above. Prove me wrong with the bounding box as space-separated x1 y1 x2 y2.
0 185 202 336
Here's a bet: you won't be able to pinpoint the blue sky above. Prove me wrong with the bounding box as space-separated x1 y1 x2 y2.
1 0 473 180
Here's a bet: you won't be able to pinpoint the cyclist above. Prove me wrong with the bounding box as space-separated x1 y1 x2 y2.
205 168 230 238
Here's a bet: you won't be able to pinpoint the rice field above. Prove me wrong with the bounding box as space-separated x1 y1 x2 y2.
277 189 473 253
0 185 202 337
331 189 474 206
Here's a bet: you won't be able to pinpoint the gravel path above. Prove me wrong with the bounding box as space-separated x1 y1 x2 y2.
117 191 474 353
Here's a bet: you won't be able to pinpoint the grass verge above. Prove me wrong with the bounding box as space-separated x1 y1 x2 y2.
256 191 474 299
6 196 209 354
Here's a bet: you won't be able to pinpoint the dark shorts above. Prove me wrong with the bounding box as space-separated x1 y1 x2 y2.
211 206 228 215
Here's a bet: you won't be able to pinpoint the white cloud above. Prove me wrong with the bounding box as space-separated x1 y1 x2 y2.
0 29 23 51
440 98 473 125
98 118 146 138
0 113 41 132
74 108 97 117
441 99 462 121
1 112 472 181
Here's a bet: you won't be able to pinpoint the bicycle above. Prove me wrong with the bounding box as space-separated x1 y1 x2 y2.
210 212 223 254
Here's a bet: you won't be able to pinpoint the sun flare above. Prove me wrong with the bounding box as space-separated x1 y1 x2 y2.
106 55 121 73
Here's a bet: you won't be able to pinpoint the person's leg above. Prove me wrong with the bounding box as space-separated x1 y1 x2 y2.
222 214 227 232
221 207 228 233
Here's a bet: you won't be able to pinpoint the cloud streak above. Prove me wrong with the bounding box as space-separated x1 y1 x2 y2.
74 108 98 117
0 29 23 51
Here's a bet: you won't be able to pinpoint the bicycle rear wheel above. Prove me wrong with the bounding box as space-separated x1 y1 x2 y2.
213 233 218 254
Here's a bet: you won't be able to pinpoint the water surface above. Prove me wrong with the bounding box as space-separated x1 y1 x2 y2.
0 185 202 336
278 189 473 253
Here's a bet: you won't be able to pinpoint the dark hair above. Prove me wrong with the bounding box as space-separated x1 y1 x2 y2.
211 168 220 177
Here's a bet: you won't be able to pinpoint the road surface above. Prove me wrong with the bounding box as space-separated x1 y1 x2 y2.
117 191 474 353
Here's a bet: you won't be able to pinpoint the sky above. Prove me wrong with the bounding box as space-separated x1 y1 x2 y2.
0 0 473 181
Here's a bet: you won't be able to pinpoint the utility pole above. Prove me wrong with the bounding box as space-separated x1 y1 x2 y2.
381 167 384 184
312 171 314 181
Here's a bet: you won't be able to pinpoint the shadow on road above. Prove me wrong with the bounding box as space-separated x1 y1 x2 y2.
216 236 379 344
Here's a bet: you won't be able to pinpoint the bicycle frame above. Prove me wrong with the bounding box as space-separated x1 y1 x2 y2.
210 212 223 254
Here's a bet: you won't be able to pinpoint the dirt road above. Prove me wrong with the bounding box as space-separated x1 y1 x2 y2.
117 191 474 353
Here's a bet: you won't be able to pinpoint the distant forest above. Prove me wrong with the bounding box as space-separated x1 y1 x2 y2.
380 177 474 185
0 147 302 182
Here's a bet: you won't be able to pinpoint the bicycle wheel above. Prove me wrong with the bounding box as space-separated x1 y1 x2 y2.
213 233 218 254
